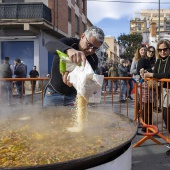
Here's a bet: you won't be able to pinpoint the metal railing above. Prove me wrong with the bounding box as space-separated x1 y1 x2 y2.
0 3 51 22
0 77 49 106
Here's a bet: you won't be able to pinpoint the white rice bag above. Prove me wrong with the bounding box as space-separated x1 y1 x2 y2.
68 61 104 103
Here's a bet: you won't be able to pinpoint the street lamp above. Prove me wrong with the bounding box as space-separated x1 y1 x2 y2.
146 18 150 43
158 0 160 41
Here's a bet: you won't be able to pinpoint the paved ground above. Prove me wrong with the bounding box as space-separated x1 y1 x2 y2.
1 90 170 170
100 92 170 170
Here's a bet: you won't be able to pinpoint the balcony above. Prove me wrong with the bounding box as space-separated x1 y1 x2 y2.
0 3 51 23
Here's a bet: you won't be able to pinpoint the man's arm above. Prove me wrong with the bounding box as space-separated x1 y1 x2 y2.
130 59 137 75
45 40 86 67
45 40 71 54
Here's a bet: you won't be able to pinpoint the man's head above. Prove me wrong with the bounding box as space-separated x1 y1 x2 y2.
102 62 106 67
79 26 105 56
33 66 36 70
120 59 125 65
14 58 21 65
4 57 9 63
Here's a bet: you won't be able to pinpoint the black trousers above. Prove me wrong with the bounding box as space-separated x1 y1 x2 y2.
142 103 153 125
163 107 170 132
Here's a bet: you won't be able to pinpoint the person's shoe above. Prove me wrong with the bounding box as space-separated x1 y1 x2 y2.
141 128 146 132
158 107 162 112
128 96 134 100
154 107 162 112
166 149 170 156
120 99 126 103
166 143 170 149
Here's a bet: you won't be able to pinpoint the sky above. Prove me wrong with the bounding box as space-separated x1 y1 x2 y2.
87 0 170 39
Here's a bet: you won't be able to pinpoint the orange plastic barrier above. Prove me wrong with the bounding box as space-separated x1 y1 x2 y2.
133 78 170 147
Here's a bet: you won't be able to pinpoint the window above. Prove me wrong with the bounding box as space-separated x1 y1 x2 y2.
75 0 78 6
166 21 170 25
2 0 24 2
75 15 79 34
82 0 85 13
68 7 71 23
82 22 85 33
166 26 170 30
138 24 141 30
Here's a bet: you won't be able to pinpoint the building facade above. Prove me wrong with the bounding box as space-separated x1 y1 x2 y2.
104 36 119 65
0 0 87 76
130 9 170 47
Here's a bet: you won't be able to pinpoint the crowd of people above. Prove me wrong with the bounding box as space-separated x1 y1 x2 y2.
97 58 134 102
96 40 170 155
0 57 39 105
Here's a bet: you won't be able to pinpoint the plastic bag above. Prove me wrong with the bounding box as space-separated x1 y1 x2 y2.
57 50 77 73
68 61 104 103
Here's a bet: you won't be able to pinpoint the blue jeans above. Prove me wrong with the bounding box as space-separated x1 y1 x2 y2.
109 80 118 92
15 81 23 98
128 79 133 97
43 87 76 107
120 80 127 100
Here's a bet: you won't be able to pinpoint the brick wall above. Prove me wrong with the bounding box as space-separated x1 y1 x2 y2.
48 0 88 37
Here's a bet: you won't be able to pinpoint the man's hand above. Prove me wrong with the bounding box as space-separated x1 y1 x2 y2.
62 72 73 87
66 49 86 67
144 72 153 78
140 68 145 78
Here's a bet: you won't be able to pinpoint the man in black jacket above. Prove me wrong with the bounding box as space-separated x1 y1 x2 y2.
29 66 39 93
44 26 105 107
14 58 27 98
100 62 109 92
0 57 13 105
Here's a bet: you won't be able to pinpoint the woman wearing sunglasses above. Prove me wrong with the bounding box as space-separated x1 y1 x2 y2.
130 44 147 83
142 40 170 152
146 46 156 70
137 46 156 130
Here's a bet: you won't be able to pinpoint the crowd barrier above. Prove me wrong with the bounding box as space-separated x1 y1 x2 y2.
0 77 49 106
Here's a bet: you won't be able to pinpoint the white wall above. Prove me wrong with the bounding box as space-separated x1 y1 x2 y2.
25 0 48 6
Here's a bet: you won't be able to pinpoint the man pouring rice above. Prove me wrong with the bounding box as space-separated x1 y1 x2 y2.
44 26 105 132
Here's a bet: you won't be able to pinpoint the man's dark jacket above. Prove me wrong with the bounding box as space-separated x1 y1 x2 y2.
45 38 98 95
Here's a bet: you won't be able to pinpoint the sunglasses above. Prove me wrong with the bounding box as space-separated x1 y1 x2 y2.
157 48 169 52
85 37 99 51
147 50 155 54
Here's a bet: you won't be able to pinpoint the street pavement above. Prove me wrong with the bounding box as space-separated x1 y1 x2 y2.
99 92 170 170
